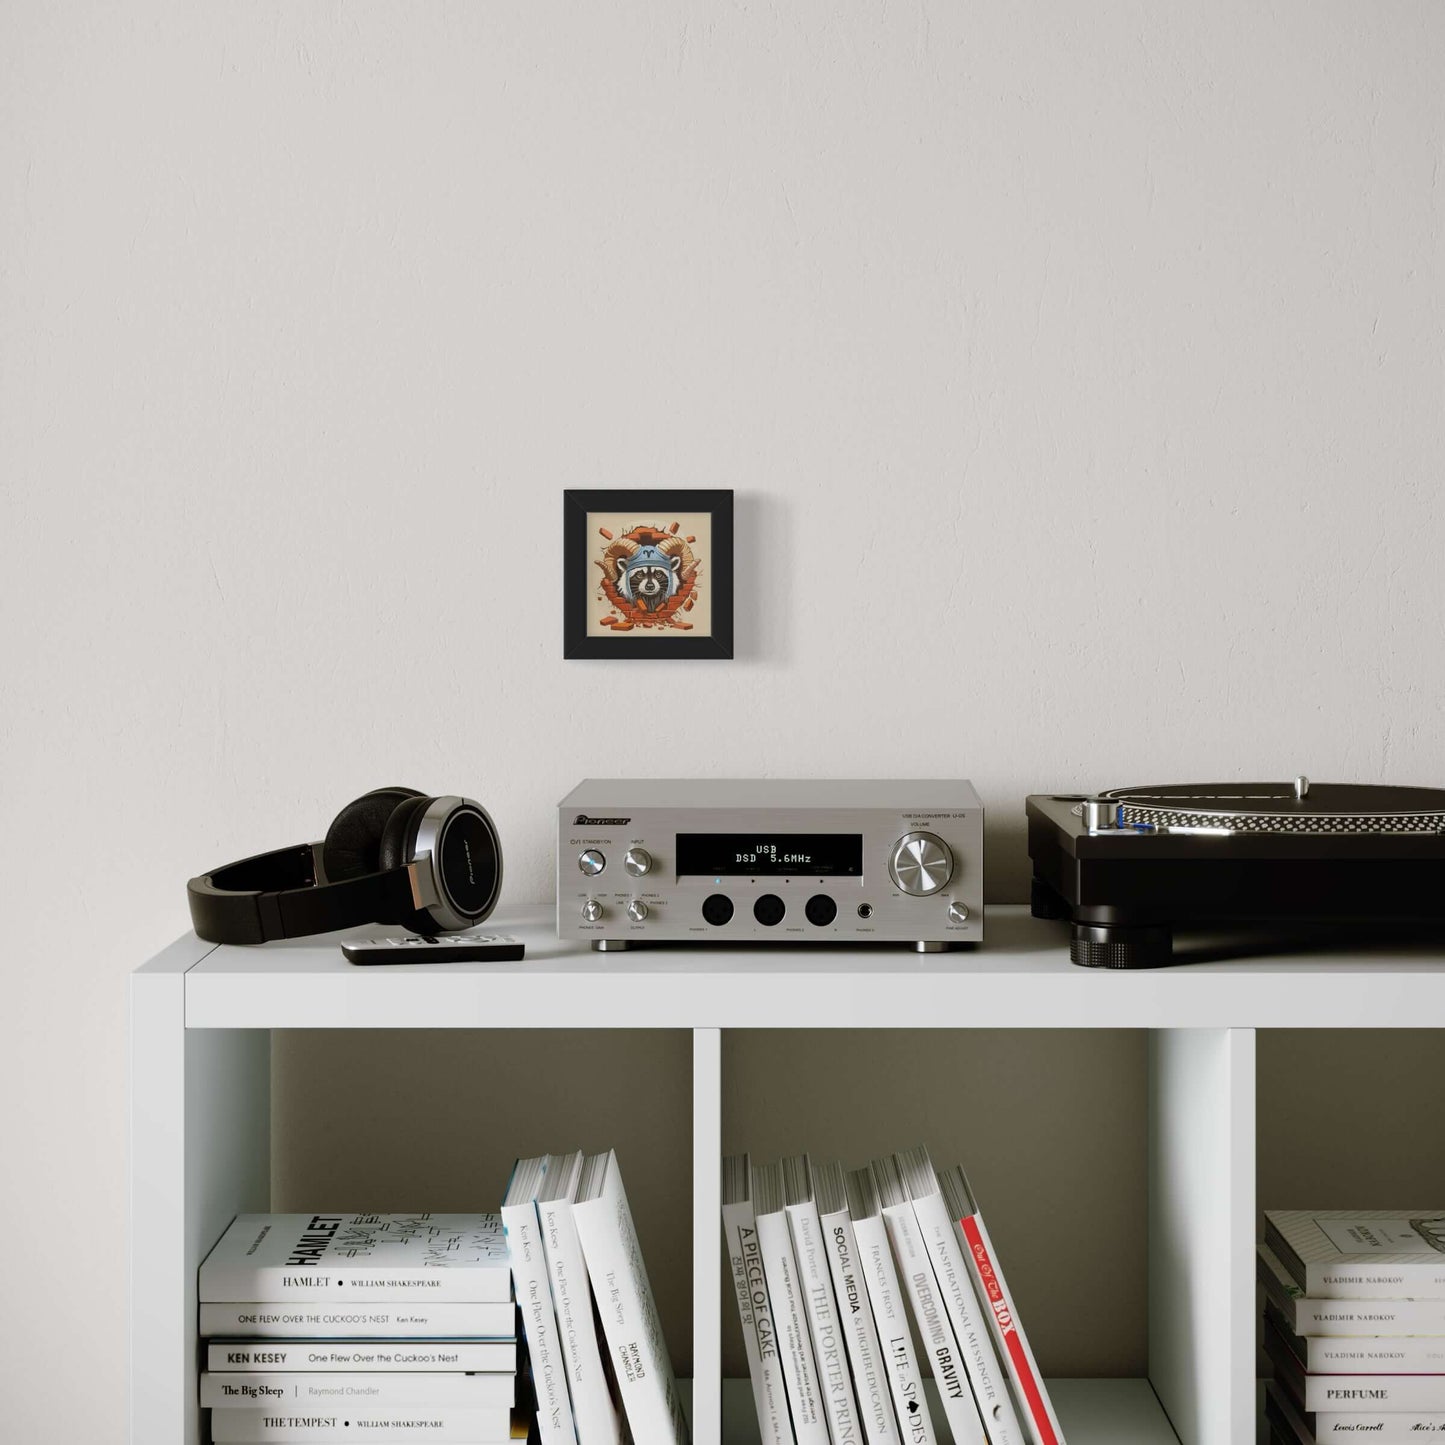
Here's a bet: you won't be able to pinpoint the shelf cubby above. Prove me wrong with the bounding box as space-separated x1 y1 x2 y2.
132 905 1445 1445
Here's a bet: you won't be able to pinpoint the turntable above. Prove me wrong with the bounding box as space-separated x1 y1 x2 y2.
1027 778 1445 968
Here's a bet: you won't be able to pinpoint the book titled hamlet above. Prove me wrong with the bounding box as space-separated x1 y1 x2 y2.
722 1154 795 1445
502 1155 577 1445
200 1214 510 1302
572 1148 691 1445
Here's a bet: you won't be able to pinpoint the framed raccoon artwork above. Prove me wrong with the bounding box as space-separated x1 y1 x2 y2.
563 489 734 659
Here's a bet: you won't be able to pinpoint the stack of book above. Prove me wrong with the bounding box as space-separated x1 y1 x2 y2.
1261 1209 1445 1445
503 1147 690 1445
198 1213 522 1443
722 1146 1065 1445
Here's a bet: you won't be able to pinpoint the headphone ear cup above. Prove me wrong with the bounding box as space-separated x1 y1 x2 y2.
378 794 444 934
321 787 426 882
378 793 434 874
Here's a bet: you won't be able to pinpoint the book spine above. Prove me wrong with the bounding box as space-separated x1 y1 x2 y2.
788 1198 864 1445
819 1206 899 1445
198 1301 514 1339
755 1206 833 1445
1308 1263 1445 1299
201 1265 510 1304
1292 1330 1445 1373
1291 1296 1445 1334
881 1202 988 1445
852 1213 938 1445
502 1200 577 1445
208 1407 513 1441
539 1194 623 1445
910 1191 1024 1445
722 1199 795 1445
205 1341 516 1372
200 1372 515 1408
1304 1373 1445 1413
957 1210 1066 1445
572 1172 690 1445
1312 1412 1445 1443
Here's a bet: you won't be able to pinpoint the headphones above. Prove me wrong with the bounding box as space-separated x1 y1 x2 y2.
187 787 503 945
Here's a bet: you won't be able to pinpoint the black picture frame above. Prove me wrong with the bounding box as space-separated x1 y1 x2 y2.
563 489 734 659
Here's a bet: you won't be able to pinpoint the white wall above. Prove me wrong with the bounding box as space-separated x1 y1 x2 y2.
3 1 1444 1437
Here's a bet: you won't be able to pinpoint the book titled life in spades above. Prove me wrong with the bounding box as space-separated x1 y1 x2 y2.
572 1148 691 1445
200 1214 510 1302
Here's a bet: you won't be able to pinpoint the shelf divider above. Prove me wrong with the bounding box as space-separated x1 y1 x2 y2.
693 1027 722 1445
1148 1027 1256 1445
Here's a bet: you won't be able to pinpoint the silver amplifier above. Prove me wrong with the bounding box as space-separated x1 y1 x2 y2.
556 779 983 951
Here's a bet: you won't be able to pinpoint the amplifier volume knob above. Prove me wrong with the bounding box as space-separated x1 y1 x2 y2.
581 898 603 922
578 850 606 876
624 848 653 877
626 899 649 922
889 832 954 896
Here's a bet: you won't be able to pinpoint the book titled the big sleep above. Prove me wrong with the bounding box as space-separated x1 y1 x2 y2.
200 1214 510 1303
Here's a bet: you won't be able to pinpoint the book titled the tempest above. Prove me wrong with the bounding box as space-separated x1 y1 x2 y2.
200 1214 510 1303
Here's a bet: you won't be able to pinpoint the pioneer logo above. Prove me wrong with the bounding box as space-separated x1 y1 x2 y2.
574 814 631 827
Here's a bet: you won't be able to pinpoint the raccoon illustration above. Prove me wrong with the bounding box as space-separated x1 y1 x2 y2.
617 545 683 612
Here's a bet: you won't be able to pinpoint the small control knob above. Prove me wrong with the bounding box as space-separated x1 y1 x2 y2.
581 898 603 922
889 832 954 896
948 901 970 924
578 849 606 876
626 899 649 922
624 847 653 877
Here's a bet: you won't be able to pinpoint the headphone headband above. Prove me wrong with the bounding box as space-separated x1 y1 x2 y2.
187 794 503 944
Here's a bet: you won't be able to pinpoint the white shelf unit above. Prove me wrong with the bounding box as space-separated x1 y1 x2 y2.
130 905 1445 1445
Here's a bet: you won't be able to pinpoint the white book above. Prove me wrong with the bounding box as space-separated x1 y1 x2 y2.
1267 1318 1445 1412
200 1215 510 1303
199 1301 514 1339
1265 1301 1445 1372
572 1148 690 1445
846 1169 938 1445
208 1405 514 1441
1258 1242 1445 1336
201 1371 516 1408
1266 1210 1445 1298
898 1149 1025 1445
940 1165 1067 1445
755 1161 832 1445
205 1339 516 1372
784 1155 864 1445
873 1157 987 1445
538 1150 624 1445
1268 1378 1445 1445
503 1155 578 1445
814 1161 899 1445
722 1154 795 1445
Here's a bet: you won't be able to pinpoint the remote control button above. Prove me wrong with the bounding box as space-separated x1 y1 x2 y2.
624 848 653 877
805 894 838 927
753 893 786 927
702 893 734 927
578 850 606 876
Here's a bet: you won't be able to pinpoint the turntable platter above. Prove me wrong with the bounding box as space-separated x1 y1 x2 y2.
1102 782 1445 834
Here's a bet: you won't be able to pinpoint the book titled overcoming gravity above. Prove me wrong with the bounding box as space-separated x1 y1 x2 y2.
200 1214 510 1303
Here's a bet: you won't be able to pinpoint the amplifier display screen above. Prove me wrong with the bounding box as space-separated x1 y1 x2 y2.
675 833 863 876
